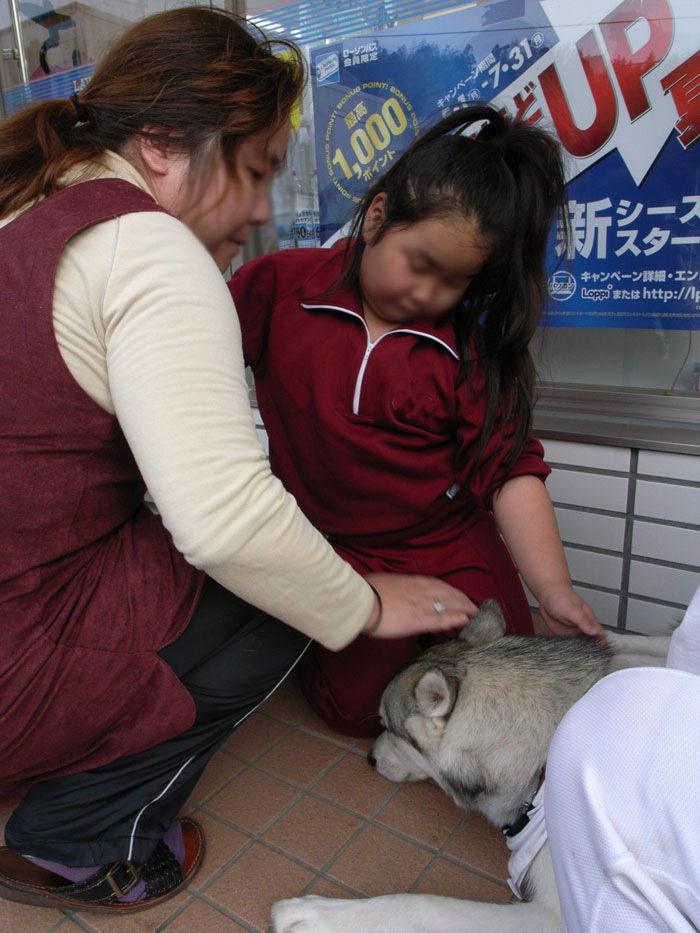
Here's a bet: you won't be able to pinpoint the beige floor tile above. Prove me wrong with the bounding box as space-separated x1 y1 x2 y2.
259 677 310 725
256 731 345 787
188 751 243 805
222 712 290 761
162 897 249 931
445 812 511 880
314 753 396 816
306 877 358 898
375 780 466 849
350 737 376 756
205 767 299 834
1 656 527 932
413 856 511 903
204 843 314 931
73 889 193 932
186 812 249 890
263 796 362 869
326 824 433 896
0 899 68 932
297 712 359 747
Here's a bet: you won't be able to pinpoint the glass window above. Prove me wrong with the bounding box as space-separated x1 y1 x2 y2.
249 0 699 414
0 0 213 117
533 327 700 395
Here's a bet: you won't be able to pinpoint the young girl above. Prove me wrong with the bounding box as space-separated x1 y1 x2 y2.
229 104 604 737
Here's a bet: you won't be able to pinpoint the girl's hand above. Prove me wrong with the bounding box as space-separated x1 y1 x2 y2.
539 584 607 643
362 573 478 639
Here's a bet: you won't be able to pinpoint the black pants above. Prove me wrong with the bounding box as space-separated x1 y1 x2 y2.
5 579 309 866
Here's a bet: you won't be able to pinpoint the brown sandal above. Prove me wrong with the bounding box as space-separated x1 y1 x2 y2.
0 817 204 913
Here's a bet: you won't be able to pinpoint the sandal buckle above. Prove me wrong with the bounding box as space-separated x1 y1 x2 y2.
104 860 139 898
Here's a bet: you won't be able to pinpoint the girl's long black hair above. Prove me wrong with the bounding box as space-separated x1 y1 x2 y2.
337 104 568 488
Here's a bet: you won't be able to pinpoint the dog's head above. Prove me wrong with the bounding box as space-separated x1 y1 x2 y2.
370 600 514 818
372 599 507 765
370 599 610 827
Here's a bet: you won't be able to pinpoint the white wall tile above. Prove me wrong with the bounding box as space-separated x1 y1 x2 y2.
637 450 700 482
256 427 269 455
572 586 620 627
547 469 629 512
634 480 700 525
632 521 700 566
523 580 619 627
625 598 686 636
564 547 623 589
628 562 700 605
543 440 630 472
522 580 537 611
555 508 626 551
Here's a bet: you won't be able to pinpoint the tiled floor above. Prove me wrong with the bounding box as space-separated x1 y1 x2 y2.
0 665 519 933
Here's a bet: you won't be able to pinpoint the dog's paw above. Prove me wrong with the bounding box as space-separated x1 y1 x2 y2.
271 896 341 932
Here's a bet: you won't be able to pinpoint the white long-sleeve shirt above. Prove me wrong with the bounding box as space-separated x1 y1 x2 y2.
4 151 373 650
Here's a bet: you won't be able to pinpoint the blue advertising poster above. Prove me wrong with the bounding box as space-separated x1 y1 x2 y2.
2 63 95 117
309 0 700 329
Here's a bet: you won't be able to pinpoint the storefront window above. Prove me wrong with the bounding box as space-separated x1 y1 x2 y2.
533 327 700 395
0 0 213 118
247 0 699 414
2 0 697 417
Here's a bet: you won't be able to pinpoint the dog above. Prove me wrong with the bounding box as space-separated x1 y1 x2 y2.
271 600 672 933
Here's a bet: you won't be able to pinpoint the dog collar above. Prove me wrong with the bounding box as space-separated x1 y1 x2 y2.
502 769 546 837
503 806 533 838
502 779 548 900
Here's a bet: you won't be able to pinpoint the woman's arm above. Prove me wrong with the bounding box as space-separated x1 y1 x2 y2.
73 212 470 648
492 475 605 641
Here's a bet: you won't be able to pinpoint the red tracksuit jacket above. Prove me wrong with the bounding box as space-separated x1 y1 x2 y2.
229 247 549 636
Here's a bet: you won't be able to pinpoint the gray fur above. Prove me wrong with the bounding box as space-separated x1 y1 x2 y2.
376 601 615 825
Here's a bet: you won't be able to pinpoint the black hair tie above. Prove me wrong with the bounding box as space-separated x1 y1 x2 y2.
70 92 90 125
489 135 507 157
475 121 508 157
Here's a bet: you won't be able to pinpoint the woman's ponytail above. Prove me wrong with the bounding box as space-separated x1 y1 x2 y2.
0 8 305 221
0 97 103 218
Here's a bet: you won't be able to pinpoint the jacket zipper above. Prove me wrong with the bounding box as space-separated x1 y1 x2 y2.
353 330 390 414
300 302 459 415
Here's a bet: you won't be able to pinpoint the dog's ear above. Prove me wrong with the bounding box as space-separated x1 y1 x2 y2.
414 668 457 719
458 599 506 647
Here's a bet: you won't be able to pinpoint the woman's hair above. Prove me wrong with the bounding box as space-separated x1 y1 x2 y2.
339 104 568 486
0 6 305 219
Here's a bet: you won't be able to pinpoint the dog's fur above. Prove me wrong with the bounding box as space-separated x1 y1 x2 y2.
272 601 672 933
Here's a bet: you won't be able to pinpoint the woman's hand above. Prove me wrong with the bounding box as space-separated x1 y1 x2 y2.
539 584 607 643
361 573 478 639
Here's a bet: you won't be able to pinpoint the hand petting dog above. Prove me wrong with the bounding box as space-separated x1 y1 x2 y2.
362 572 478 638
538 583 607 643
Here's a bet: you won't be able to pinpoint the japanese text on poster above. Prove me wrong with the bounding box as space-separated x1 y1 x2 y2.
310 0 699 329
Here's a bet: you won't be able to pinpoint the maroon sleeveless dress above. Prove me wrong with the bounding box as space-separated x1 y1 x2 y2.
0 179 205 806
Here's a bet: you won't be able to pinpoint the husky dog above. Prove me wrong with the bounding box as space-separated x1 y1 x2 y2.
272 601 672 933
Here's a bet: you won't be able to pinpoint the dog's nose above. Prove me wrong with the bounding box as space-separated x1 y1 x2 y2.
367 751 377 769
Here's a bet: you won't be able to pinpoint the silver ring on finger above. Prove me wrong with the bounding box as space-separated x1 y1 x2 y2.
433 598 446 614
